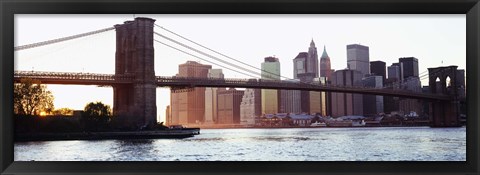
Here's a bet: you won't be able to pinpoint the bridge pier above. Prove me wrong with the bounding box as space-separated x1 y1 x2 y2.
428 66 461 127
430 100 461 127
113 17 157 129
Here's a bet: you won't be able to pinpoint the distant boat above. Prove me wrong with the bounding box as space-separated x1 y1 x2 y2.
310 121 327 127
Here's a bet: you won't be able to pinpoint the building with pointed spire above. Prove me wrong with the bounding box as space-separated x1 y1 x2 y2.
320 45 332 81
307 39 319 77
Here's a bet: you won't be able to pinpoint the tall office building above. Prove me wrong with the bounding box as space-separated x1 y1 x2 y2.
261 56 281 115
384 63 404 114
396 58 420 116
307 39 319 77
347 44 370 76
297 72 316 113
310 77 328 115
399 76 422 116
370 61 386 84
240 88 262 125
170 61 211 125
204 69 224 125
320 46 332 81
362 75 384 117
293 52 308 79
387 63 403 83
330 69 364 117
217 88 244 124
399 57 419 79
280 79 302 114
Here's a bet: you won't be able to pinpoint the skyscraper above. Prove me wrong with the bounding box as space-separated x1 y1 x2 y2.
293 52 308 79
217 88 244 124
362 75 384 117
261 56 280 115
399 57 419 79
170 61 211 125
370 61 386 83
387 63 403 83
319 45 332 80
331 69 364 117
204 69 224 125
279 79 301 114
347 44 370 76
240 88 262 125
307 39 319 77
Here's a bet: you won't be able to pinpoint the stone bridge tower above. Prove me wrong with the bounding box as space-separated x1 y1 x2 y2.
113 17 157 129
428 65 461 127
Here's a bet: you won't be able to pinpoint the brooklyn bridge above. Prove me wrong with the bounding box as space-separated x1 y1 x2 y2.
14 17 463 128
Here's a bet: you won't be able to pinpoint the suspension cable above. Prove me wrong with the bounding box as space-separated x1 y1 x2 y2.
154 24 294 81
154 39 259 79
154 32 264 78
15 27 115 51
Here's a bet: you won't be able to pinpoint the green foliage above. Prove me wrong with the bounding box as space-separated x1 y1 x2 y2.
81 101 112 131
14 78 54 116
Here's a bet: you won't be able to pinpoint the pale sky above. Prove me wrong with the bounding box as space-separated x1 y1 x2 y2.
14 14 466 122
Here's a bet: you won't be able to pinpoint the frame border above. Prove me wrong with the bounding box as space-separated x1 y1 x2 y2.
1 0 479 175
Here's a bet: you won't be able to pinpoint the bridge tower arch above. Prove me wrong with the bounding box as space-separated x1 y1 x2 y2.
428 65 460 127
113 17 157 129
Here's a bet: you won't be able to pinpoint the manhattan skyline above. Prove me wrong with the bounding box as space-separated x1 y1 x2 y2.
15 14 466 122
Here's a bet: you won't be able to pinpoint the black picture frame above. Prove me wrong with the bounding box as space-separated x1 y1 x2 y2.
1 0 479 175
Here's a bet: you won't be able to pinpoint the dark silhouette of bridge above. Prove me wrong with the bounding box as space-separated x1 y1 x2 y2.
14 17 463 128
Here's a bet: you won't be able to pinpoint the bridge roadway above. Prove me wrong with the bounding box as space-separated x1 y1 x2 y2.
14 71 451 101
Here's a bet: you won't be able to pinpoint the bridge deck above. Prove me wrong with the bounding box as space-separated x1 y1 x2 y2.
14 71 451 101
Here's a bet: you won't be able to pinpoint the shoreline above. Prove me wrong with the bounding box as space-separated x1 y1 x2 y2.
15 129 200 142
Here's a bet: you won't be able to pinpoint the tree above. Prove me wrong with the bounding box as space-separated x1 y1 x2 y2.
81 101 112 131
53 107 74 115
14 78 54 116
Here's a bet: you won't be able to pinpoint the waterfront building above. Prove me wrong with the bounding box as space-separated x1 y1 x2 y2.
362 75 384 117
259 113 314 127
319 46 332 81
399 57 419 79
331 69 364 117
240 88 262 125
217 88 244 124
307 39 319 77
170 61 212 125
347 44 370 76
204 69 224 125
370 61 386 84
261 56 281 115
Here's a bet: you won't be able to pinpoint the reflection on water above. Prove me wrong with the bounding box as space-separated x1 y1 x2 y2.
15 127 466 161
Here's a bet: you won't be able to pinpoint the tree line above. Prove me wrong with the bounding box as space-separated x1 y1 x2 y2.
14 78 168 133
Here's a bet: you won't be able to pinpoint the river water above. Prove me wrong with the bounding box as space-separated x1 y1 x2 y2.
14 127 466 161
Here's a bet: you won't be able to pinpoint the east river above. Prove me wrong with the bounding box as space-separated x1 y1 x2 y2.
14 127 466 161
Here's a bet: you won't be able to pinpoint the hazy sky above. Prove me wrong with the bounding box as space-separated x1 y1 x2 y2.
14 14 466 122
